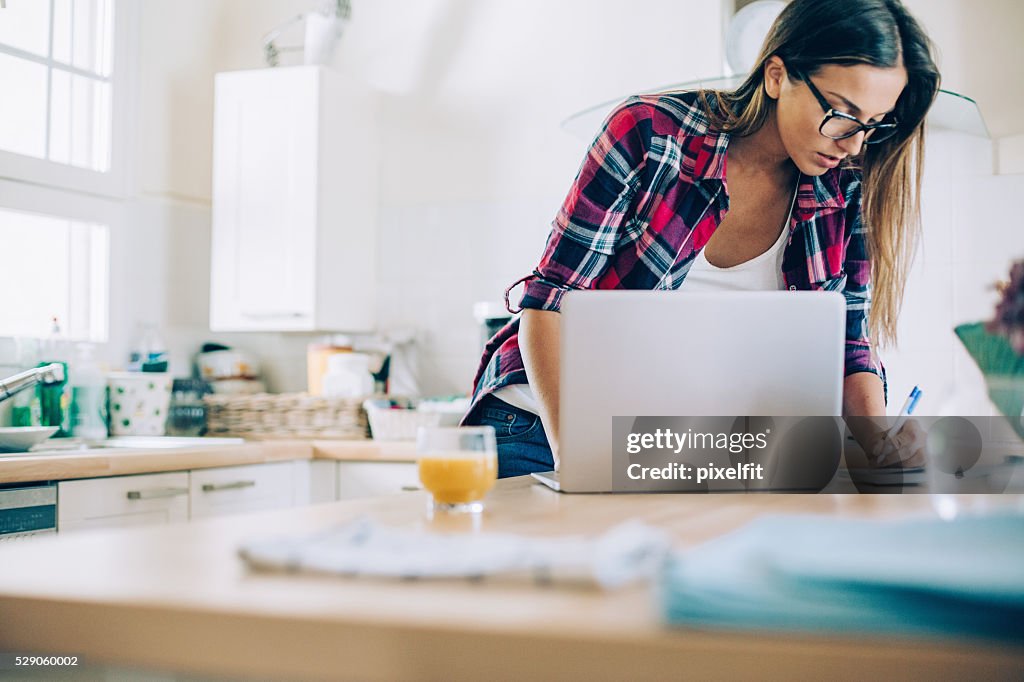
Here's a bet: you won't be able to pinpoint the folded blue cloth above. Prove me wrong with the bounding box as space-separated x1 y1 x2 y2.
660 514 1024 642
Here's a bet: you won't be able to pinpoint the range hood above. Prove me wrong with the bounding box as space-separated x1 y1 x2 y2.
561 75 989 140
562 1 988 140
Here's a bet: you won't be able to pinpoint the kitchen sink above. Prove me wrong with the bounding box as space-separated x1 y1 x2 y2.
26 436 246 454
90 436 245 449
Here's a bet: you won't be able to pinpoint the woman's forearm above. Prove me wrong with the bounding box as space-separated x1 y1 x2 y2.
519 308 562 463
843 371 888 459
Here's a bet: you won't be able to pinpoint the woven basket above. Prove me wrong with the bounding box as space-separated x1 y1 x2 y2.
204 392 370 440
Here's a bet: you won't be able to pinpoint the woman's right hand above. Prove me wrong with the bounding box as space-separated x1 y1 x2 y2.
845 416 927 469
870 419 928 468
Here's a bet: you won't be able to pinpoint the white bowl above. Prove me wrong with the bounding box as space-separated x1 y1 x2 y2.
197 350 260 380
0 426 60 453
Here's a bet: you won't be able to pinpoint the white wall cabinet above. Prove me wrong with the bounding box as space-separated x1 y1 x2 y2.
58 472 190 532
210 65 378 332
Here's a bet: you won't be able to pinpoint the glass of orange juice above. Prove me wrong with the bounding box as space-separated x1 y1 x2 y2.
416 426 498 514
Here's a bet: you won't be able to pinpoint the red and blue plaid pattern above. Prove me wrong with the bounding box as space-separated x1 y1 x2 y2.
466 91 883 420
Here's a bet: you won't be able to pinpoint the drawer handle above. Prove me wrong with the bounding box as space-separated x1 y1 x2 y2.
400 485 421 492
201 480 256 493
240 312 306 319
126 487 189 500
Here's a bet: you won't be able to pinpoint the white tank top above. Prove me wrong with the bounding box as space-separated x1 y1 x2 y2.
679 182 798 292
493 181 799 415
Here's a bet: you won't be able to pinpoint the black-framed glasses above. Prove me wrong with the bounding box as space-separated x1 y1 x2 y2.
792 70 900 145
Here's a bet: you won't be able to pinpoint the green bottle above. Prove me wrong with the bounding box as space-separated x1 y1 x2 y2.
10 390 41 427
37 360 70 437
36 317 71 437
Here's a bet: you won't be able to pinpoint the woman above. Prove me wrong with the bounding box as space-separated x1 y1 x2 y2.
464 0 940 478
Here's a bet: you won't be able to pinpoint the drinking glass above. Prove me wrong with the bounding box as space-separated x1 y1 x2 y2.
416 426 498 514
925 413 1024 519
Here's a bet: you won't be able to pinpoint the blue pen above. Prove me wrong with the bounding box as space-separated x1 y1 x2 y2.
876 385 922 465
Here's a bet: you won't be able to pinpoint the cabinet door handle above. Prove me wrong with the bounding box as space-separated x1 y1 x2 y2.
201 480 257 493
126 487 189 500
239 312 307 319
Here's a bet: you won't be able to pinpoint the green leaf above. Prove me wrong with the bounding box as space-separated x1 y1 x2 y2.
955 322 1024 440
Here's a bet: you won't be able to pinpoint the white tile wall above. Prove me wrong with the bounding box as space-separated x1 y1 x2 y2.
883 130 1024 415
24 194 565 398
998 133 1024 175
374 197 558 395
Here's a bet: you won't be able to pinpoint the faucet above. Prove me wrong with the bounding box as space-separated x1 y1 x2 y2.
0 363 66 404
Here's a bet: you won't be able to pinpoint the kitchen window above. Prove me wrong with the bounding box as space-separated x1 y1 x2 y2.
0 0 132 196
0 206 109 342
0 0 131 342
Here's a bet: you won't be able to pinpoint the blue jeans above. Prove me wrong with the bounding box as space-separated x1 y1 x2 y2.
464 394 554 478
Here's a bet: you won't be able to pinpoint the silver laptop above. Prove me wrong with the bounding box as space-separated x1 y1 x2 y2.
532 291 846 493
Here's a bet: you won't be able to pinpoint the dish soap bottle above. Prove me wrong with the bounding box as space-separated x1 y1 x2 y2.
10 337 42 427
128 323 168 372
69 343 108 441
37 317 71 437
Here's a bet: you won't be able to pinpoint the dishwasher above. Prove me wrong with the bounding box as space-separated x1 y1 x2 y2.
0 482 57 541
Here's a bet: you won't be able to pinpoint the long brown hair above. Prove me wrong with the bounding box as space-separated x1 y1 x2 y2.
700 0 940 348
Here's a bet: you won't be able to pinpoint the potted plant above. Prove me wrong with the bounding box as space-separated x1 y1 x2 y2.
955 260 1024 439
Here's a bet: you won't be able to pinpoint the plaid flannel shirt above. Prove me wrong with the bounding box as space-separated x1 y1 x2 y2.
466 90 884 421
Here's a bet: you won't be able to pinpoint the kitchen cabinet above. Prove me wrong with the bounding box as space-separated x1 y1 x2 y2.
58 472 190 532
336 461 420 500
301 459 340 504
56 462 326 532
189 462 295 520
210 65 378 332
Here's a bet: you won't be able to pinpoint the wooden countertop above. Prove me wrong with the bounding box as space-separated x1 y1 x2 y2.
0 479 1020 681
311 439 417 462
0 438 419 483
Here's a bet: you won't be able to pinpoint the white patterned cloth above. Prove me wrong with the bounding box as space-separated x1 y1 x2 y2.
239 517 671 589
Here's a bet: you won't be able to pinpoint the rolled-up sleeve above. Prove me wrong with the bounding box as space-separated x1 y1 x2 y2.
512 98 649 313
841 177 888 401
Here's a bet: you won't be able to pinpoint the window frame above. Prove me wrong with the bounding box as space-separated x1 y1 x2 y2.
0 176 121 342
0 0 137 199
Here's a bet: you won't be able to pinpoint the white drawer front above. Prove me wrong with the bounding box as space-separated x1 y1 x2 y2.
336 462 420 500
58 472 190 532
189 462 295 519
